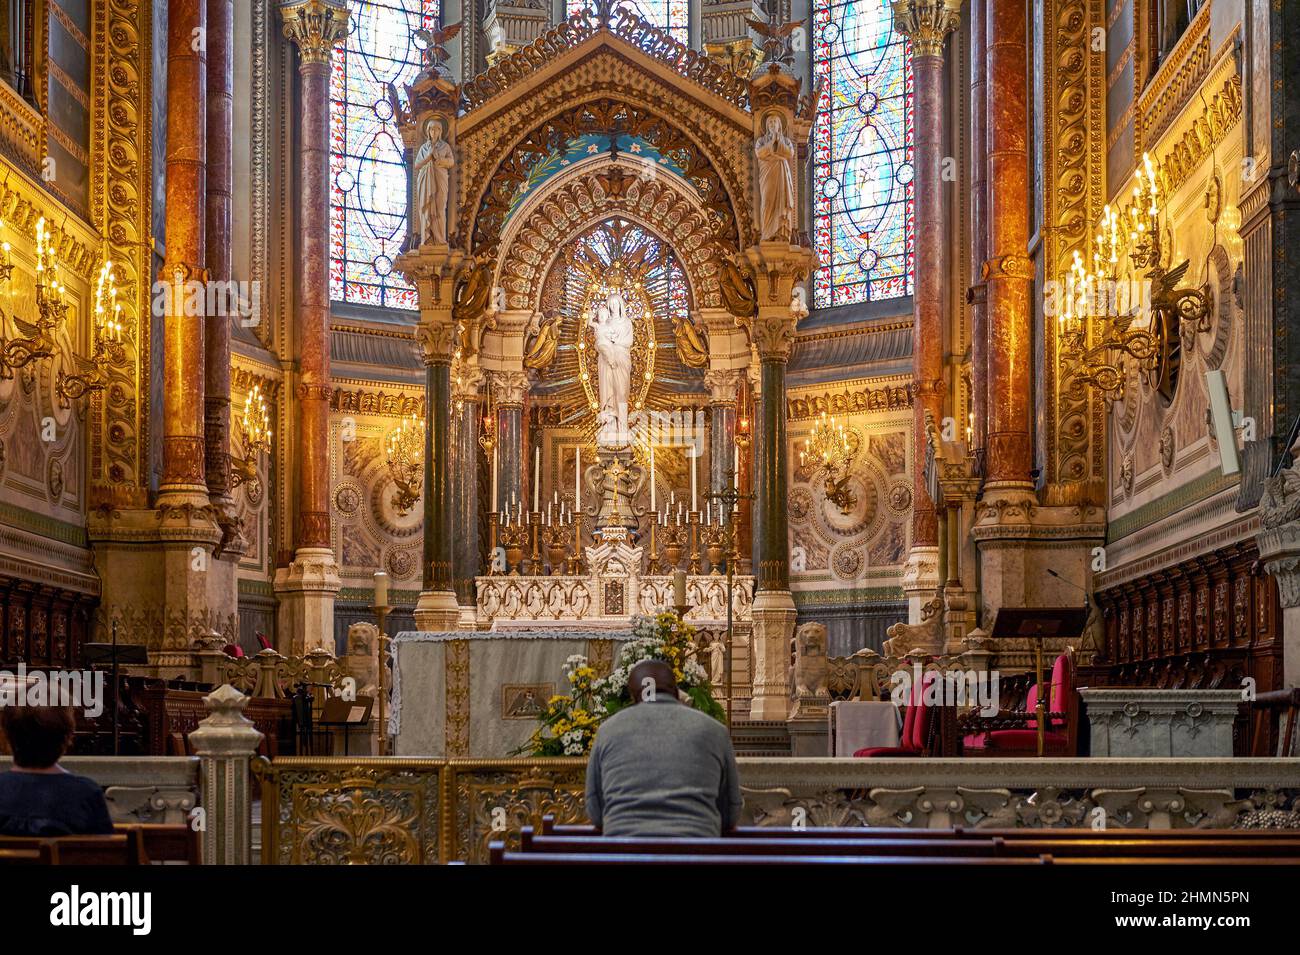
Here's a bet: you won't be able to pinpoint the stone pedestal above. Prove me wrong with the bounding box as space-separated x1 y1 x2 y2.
749 589 796 720
786 713 829 756
273 548 341 654
189 684 263 865
901 545 940 623
414 588 460 631
1079 689 1241 758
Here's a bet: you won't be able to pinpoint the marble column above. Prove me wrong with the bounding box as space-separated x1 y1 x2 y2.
705 369 739 497
159 0 209 507
204 0 243 632
274 0 348 653
156 0 224 656
982 0 1033 494
490 370 528 513
893 0 962 619
968 0 988 454
451 367 484 619
204 0 237 541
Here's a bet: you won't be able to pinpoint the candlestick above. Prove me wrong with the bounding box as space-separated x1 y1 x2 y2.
646 519 661 575
488 512 500 574
529 511 542 574
688 510 701 574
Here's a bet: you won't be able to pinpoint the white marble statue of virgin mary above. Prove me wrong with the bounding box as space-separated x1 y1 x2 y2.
755 114 796 242
590 289 633 446
414 117 455 246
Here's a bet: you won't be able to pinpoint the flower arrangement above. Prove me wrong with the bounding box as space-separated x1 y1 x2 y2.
517 613 725 757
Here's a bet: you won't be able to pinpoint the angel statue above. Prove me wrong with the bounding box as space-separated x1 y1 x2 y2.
755 114 797 242
790 284 809 321
523 311 560 369
672 312 709 368
414 117 454 246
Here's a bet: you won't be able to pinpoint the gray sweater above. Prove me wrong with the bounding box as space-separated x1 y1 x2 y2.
584 696 742 837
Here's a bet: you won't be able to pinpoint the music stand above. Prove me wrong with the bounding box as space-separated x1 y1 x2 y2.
83 627 149 756
318 696 373 756
989 608 1089 756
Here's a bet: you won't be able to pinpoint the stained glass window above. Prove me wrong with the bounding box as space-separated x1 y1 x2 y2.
565 0 689 43
812 0 914 308
330 0 440 309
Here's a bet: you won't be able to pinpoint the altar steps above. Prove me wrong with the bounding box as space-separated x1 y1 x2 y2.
730 720 791 757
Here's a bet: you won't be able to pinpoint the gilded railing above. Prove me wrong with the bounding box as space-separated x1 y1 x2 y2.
252 756 1300 864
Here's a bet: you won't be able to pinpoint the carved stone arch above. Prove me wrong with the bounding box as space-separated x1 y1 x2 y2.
496 161 732 313
459 91 752 260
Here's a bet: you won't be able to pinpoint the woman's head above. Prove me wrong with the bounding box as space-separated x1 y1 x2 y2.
0 705 76 768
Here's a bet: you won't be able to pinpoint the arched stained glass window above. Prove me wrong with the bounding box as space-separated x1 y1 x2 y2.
330 0 440 309
811 0 914 308
564 0 689 43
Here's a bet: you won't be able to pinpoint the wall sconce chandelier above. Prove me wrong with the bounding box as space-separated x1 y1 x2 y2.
56 259 126 406
387 412 425 515
0 218 130 403
1057 153 1212 403
800 411 857 514
0 218 68 376
232 384 272 491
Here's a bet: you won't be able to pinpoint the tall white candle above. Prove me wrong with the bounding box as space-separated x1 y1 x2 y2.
533 447 541 512
491 444 499 512
574 446 581 512
373 570 389 608
649 446 656 511
691 448 697 511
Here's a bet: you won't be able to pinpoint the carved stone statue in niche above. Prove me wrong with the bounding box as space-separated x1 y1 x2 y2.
755 114 796 242
672 313 708 368
523 311 560 369
414 117 454 246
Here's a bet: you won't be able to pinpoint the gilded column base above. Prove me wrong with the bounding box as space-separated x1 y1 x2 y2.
414 588 461 632
273 547 341 654
749 589 796 721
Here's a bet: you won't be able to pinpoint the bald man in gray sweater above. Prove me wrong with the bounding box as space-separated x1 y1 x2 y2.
584 660 742 837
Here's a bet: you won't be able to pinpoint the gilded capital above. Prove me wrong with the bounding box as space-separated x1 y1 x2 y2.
890 0 963 58
279 0 350 67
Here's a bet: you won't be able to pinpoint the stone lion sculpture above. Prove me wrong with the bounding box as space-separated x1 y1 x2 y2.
791 621 829 698
882 591 945 657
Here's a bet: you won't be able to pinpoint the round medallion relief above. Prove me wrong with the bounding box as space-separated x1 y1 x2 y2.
386 548 417 580
334 480 363 516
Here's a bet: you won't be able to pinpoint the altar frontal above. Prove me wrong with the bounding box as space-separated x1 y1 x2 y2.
389 629 632 756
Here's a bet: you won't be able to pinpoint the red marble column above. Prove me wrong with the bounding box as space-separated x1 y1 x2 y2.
160 0 208 499
282 1 349 551
910 49 946 547
205 0 235 517
984 0 1033 490
969 0 988 453
894 2 961 545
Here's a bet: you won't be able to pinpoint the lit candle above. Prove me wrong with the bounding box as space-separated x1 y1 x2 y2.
533 447 541 513
373 570 389 609
649 445 656 511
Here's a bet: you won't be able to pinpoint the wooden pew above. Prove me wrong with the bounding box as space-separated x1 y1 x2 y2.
538 815 1300 841
0 846 51 864
491 844 1049 866
522 831 1300 860
116 824 201 864
0 831 144 864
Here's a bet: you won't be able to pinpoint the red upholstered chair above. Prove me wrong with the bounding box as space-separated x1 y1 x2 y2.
961 649 1079 756
853 670 937 757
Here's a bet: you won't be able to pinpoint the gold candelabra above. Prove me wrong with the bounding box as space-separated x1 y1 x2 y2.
56 258 127 406
231 383 272 491
800 411 857 514
386 412 425 515
1 218 68 377
1056 152 1212 402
